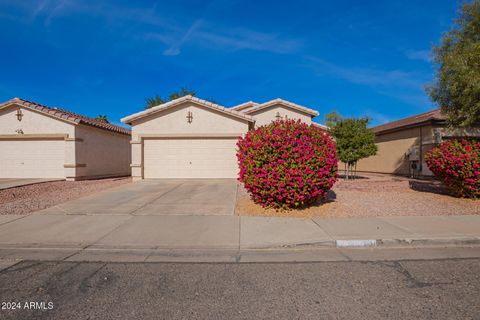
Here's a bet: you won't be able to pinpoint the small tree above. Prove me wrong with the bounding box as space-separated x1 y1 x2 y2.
427 0 480 127
330 117 377 179
96 115 109 123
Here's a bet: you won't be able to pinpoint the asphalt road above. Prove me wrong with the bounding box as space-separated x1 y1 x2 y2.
0 258 479 320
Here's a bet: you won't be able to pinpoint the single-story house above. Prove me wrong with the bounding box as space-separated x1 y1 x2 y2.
0 98 131 180
356 109 480 177
121 95 323 180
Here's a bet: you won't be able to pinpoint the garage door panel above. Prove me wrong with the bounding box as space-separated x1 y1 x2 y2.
144 138 238 179
0 140 65 178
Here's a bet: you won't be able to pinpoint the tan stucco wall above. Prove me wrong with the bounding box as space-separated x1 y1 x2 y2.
354 124 467 176
355 127 421 175
249 104 312 126
75 125 131 179
128 101 250 179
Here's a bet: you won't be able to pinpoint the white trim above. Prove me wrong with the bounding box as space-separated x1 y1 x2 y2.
312 122 329 130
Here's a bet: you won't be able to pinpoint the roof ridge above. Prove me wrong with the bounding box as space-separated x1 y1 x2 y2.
121 95 254 124
244 98 319 117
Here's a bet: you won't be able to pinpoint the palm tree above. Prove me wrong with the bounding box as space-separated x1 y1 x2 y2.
145 95 165 109
145 88 197 109
96 115 109 123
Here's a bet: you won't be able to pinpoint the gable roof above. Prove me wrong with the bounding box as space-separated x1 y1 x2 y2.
243 98 319 117
0 98 130 135
372 109 447 134
121 95 255 124
230 101 259 112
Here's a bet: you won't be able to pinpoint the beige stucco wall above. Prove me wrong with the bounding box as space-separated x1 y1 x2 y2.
0 105 75 136
75 125 131 179
0 105 76 178
131 102 249 140
0 104 131 180
248 104 312 126
128 101 250 180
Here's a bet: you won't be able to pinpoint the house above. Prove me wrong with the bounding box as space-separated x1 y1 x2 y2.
121 95 322 180
356 109 480 177
0 98 131 180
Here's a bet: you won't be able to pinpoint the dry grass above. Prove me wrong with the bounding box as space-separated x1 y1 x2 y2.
235 174 480 218
0 177 131 215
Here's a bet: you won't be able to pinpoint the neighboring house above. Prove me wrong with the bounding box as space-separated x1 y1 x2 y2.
121 95 322 180
356 109 480 177
0 98 131 180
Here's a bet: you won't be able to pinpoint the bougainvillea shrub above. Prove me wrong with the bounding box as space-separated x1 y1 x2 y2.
237 119 338 209
425 139 480 198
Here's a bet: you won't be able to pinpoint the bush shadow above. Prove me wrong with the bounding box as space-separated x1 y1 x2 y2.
408 179 455 196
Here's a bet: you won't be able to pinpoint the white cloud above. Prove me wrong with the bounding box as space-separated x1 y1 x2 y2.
304 56 432 107
154 20 303 56
405 49 432 62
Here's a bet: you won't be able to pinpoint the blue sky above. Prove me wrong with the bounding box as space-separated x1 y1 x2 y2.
0 0 459 127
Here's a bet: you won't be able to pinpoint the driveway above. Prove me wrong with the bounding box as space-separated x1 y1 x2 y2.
0 178 63 190
44 179 238 216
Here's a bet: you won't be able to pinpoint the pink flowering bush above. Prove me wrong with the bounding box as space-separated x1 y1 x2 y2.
425 139 480 198
237 119 338 209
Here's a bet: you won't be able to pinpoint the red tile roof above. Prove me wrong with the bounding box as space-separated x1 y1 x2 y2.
1 98 130 135
372 109 447 134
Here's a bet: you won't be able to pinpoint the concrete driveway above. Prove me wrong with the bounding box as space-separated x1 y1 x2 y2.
0 178 63 190
44 179 238 216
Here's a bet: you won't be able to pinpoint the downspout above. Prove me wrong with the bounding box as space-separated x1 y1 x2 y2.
419 126 423 177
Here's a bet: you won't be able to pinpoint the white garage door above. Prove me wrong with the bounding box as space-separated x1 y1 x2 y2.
144 138 239 178
0 140 65 178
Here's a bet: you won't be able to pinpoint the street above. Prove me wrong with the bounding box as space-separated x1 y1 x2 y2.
1 255 479 319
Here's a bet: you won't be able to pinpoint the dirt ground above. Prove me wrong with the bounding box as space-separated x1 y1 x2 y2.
0 177 131 215
235 174 480 218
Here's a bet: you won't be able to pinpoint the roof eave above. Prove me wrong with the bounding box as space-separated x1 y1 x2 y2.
373 119 447 135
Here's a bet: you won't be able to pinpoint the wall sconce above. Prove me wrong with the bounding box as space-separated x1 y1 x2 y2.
186 111 193 123
16 109 23 121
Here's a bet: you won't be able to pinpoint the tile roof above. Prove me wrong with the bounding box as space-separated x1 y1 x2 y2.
121 95 255 124
1 98 131 135
372 109 447 134
230 101 259 111
243 98 319 117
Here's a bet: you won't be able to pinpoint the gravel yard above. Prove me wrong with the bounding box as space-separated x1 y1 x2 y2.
0 178 131 215
235 174 480 218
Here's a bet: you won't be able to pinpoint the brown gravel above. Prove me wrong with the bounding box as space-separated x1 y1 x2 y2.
235 174 480 218
0 177 131 215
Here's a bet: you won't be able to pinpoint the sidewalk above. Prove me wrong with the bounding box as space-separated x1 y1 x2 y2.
0 212 479 262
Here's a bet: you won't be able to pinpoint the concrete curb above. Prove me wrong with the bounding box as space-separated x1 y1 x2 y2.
1 236 480 263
